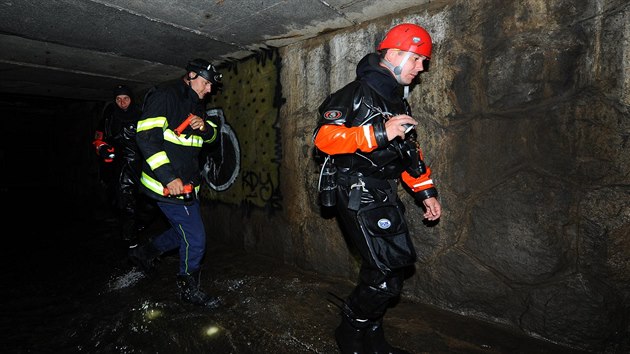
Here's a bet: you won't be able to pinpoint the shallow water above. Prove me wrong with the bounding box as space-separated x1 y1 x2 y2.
2 209 340 353
2 203 590 354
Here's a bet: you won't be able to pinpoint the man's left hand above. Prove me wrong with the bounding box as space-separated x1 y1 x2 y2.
422 197 441 221
189 115 206 131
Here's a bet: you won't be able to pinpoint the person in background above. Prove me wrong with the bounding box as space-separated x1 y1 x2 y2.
92 84 148 249
129 59 223 309
313 23 442 353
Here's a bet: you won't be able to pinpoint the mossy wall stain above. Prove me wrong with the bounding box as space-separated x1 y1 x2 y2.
201 49 283 210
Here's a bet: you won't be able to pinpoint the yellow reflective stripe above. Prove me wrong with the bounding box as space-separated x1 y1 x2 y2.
141 172 165 195
141 172 202 201
141 172 200 200
164 129 205 147
137 116 167 132
147 151 170 170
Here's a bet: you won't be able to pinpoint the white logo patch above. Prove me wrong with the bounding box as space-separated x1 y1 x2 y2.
377 218 392 229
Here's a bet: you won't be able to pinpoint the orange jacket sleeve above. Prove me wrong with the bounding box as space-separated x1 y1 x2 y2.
313 124 379 155
401 146 437 198
401 167 434 193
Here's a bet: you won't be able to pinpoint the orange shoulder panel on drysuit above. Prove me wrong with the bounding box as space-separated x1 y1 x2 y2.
314 124 378 155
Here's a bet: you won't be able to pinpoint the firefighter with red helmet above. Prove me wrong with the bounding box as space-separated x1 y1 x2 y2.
313 23 442 353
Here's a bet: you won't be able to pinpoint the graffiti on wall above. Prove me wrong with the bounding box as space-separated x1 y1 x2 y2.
199 49 283 210
200 108 240 192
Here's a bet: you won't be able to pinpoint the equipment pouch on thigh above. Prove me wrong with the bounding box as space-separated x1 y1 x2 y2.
356 201 417 271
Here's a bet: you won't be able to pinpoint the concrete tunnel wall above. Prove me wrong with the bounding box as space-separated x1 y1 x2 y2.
199 0 630 352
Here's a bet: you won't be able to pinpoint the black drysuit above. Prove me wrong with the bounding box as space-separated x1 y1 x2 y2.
95 102 146 243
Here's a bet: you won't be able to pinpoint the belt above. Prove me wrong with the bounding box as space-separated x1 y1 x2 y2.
337 173 397 210
337 173 394 189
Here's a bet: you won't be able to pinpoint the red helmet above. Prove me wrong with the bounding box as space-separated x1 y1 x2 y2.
377 23 432 58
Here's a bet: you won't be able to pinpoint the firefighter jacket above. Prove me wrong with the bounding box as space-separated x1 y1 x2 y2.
313 52 437 201
136 79 220 204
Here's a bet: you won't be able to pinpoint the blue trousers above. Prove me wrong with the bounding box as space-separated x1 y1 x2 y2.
152 200 206 275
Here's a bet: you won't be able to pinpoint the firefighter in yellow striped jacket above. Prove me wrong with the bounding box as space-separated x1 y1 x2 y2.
130 58 223 309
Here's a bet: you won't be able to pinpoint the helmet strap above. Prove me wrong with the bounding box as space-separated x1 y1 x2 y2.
187 72 199 82
381 51 413 85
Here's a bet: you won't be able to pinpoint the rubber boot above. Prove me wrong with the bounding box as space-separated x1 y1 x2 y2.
176 270 222 309
128 242 161 273
364 319 410 354
335 304 368 354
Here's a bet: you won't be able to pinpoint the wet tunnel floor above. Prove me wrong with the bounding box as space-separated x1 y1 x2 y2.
2 205 590 354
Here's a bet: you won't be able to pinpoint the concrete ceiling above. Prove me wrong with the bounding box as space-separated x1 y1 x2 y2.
0 0 426 102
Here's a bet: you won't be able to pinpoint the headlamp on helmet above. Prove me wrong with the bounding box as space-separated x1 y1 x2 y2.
186 58 223 85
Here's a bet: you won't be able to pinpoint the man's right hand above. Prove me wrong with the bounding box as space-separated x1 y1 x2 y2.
164 178 185 196
385 114 417 141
